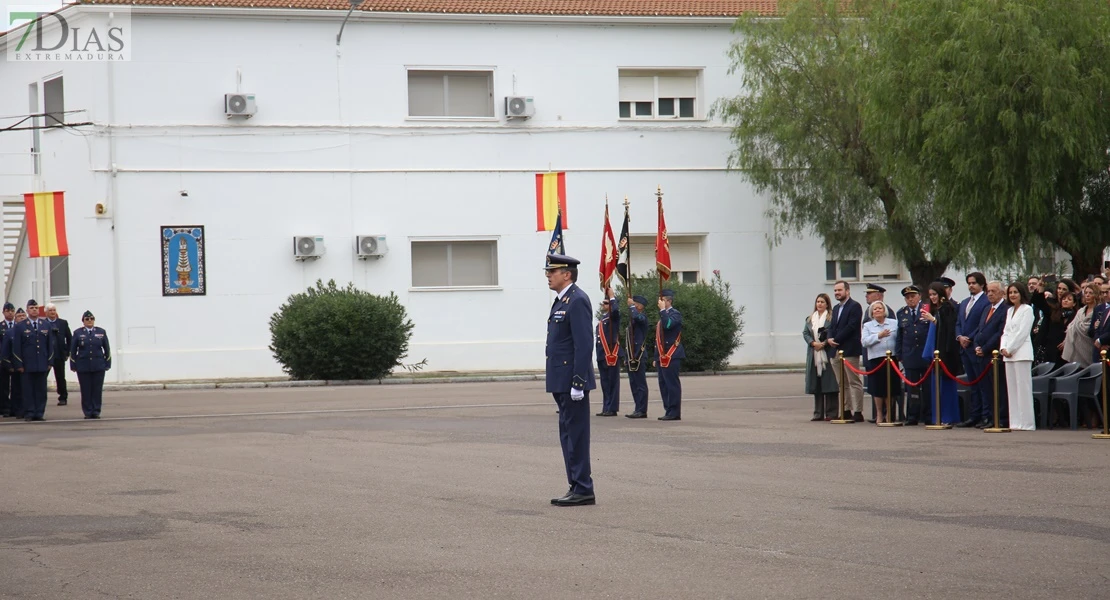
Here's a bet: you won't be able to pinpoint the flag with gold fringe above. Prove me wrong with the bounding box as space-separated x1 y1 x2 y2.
535 172 568 231
656 191 671 281
599 200 617 289
23 191 68 258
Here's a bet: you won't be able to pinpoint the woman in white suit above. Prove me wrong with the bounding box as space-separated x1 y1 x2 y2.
1000 281 1036 430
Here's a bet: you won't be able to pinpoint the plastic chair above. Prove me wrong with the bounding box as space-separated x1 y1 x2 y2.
1049 363 1103 430
1031 362 1055 377
1033 362 1081 429
956 376 972 422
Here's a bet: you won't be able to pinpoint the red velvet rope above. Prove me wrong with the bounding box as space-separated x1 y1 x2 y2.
937 358 993 386
841 357 890 377
892 362 934 387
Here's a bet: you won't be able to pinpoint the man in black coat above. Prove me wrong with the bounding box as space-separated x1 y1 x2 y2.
44 304 72 406
826 280 864 421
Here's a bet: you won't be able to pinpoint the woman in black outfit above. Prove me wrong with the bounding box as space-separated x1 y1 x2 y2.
1032 278 1079 368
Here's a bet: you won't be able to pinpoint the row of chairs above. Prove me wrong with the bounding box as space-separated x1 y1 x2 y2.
954 362 1106 430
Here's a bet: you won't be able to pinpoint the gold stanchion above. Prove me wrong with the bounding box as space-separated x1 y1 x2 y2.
878 351 902 427
984 350 1009 433
831 350 852 424
1094 350 1110 440
926 350 952 430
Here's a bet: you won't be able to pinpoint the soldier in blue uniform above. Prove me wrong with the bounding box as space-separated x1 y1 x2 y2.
656 289 685 421
70 310 111 419
624 295 651 419
895 285 931 425
13 299 54 421
595 286 622 417
0 302 15 417
2 308 26 418
544 253 596 507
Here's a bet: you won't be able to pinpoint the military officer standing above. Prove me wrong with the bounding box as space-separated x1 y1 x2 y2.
44 303 72 406
895 286 931 425
13 299 54 421
595 286 622 417
2 308 27 417
656 289 685 421
0 303 15 417
624 295 651 419
544 253 596 507
71 311 111 419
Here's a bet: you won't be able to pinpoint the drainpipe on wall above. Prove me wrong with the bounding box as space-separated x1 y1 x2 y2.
765 199 777 364
106 10 123 382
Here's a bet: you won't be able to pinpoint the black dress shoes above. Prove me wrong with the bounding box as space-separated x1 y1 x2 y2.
904 419 919 426
552 493 596 507
625 412 646 419
811 415 823 421
977 419 992 428
658 415 680 421
596 411 617 417
956 418 977 428
57 401 66 406
551 489 573 504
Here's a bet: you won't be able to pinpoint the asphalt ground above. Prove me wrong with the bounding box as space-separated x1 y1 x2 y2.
1 373 1107 599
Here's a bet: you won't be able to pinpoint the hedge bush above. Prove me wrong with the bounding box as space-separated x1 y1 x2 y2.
269 279 415 380
603 270 745 372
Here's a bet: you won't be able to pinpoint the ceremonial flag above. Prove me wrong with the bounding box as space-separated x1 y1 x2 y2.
599 200 617 289
535 172 568 231
23 191 68 258
547 208 564 257
656 193 671 281
615 201 631 287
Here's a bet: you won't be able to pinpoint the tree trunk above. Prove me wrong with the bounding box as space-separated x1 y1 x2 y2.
1065 244 1106 281
907 260 951 291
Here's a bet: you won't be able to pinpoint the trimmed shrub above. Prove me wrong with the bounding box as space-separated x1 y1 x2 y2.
269 279 415 380
603 270 745 372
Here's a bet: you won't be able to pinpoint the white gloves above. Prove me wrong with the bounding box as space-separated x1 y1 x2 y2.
570 388 585 401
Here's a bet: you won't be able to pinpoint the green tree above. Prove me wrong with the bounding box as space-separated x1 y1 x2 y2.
269 279 416 380
714 0 963 287
864 0 1110 278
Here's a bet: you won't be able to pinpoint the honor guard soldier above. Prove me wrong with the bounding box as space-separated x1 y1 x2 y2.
0 303 15 417
544 253 596 507
71 311 111 419
624 295 651 419
595 286 622 417
13 299 54 421
655 289 685 421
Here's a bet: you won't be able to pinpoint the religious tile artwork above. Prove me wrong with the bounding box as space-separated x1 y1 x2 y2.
161 226 206 296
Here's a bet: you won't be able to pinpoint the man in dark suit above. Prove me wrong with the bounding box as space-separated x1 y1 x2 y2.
624 295 651 419
44 303 72 406
973 281 1010 428
896 286 931 425
1090 281 1110 362
655 288 685 421
826 280 864 421
544 253 596 507
595 287 622 417
956 272 990 427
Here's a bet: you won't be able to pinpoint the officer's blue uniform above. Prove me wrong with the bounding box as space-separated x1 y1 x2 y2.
545 254 596 500
625 296 651 418
895 286 931 424
70 311 111 418
656 289 685 420
2 309 25 417
0 303 15 417
13 302 55 421
595 296 623 415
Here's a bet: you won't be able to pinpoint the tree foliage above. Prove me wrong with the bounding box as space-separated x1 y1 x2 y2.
269 280 416 381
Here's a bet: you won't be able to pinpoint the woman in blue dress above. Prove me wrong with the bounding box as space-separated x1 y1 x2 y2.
920 283 963 425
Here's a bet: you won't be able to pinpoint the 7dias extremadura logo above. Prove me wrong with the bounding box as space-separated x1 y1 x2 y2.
7 6 130 62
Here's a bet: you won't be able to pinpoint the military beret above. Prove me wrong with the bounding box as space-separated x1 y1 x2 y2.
2 302 12 311
544 253 580 271
632 295 648 305
15 308 25 314
934 277 957 288
82 310 94 319
866 284 886 294
26 299 37 308
661 289 676 298
901 285 922 297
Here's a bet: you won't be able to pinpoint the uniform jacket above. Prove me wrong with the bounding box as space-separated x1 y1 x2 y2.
1001 304 1035 362
46 317 72 361
895 305 931 369
956 293 989 358
70 326 112 372
12 319 54 373
626 303 650 371
827 297 863 357
656 306 685 362
595 297 624 366
545 283 596 393
973 300 1009 357
0 322 17 369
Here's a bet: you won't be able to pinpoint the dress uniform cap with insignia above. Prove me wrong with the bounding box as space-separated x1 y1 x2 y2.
3 302 13 311
661 289 676 298
545 253 581 271
934 277 956 288
83 310 94 319
26 299 37 308
15 308 24 315
901 285 921 297
865 283 886 294
632 295 648 306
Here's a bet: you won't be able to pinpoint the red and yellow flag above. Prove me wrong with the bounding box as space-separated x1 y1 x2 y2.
23 191 69 258
535 172 568 231
656 194 671 281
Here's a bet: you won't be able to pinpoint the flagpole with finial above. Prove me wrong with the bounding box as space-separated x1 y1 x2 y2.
623 195 631 293
656 186 664 297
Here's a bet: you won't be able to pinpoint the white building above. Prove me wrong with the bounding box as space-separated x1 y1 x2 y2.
0 0 920 383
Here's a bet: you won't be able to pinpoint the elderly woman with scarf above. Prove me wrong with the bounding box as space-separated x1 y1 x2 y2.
803 293 840 421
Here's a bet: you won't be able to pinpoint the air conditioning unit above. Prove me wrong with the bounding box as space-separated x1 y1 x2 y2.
356 235 388 260
505 96 535 119
225 93 257 118
293 235 325 261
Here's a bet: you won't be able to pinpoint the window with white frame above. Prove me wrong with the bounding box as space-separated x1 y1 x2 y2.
407 70 494 118
43 76 64 127
411 240 498 287
826 260 859 281
618 70 699 120
49 255 69 297
826 256 904 281
629 235 702 283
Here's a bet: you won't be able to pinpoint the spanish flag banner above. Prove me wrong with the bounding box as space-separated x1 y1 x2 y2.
535 172 568 231
23 191 69 258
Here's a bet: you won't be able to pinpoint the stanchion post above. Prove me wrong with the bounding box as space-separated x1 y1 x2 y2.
831 350 852 424
1095 350 1110 440
926 350 952 430
878 351 902 427
984 350 1009 433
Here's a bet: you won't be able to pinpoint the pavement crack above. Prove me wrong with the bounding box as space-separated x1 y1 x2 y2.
1 546 47 568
